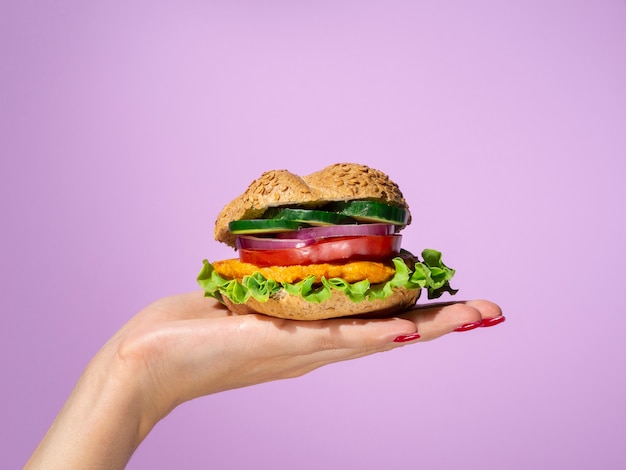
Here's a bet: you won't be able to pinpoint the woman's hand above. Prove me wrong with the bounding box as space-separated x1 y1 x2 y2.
119 293 502 414
25 292 503 470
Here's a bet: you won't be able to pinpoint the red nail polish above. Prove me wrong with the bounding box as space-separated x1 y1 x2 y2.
480 316 506 327
454 320 483 332
393 333 421 343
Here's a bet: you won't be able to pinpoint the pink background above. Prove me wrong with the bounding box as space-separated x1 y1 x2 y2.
2 1 625 468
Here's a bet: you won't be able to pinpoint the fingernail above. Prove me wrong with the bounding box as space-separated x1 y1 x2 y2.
454 320 483 332
393 332 421 343
480 316 506 327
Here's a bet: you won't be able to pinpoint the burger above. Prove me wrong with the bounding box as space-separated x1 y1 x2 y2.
197 163 457 320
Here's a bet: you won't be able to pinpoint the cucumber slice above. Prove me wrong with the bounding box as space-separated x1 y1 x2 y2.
333 200 408 225
270 208 356 226
229 219 306 235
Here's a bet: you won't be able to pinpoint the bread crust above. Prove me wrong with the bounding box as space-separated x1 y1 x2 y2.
222 287 421 321
215 163 409 248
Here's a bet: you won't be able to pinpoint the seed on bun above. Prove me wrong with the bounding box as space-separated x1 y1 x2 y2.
198 163 457 320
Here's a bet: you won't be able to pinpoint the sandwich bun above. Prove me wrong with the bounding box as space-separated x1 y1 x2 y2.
222 286 421 321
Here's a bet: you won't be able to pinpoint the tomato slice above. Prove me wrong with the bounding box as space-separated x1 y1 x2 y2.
238 235 402 267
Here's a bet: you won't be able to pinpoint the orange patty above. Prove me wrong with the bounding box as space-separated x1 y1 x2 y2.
212 258 396 284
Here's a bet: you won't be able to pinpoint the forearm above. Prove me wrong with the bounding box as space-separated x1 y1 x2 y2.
24 345 160 470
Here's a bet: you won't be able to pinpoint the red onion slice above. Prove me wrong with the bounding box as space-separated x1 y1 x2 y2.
275 223 396 241
235 235 316 251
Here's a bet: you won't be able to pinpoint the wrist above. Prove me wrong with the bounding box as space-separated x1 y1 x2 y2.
25 340 164 469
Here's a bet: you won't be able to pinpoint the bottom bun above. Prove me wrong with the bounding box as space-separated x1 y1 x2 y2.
222 287 421 321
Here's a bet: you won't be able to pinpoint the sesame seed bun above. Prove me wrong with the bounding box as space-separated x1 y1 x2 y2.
214 163 410 248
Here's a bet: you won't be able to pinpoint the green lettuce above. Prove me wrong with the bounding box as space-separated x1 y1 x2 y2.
197 249 457 305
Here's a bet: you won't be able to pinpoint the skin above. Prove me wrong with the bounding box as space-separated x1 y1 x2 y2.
25 292 502 469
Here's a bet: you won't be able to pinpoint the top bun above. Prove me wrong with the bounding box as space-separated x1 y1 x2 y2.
215 163 410 248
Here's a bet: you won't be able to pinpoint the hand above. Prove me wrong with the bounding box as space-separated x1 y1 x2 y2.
116 292 503 417
25 292 503 470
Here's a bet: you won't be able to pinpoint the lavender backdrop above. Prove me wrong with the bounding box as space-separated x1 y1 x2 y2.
2 1 625 469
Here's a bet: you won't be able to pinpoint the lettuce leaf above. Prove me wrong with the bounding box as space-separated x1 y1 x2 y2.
197 249 457 305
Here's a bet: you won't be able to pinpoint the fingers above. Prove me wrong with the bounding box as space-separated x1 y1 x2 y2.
396 299 504 342
260 298 503 370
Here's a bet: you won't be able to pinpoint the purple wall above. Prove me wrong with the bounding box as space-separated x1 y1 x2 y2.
2 1 625 469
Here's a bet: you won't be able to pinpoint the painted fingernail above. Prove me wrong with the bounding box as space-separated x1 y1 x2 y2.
480 316 506 327
393 332 421 343
454 320 483 332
